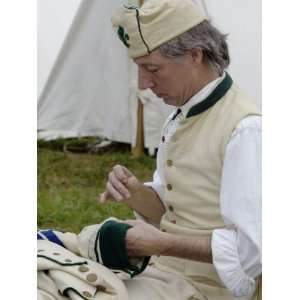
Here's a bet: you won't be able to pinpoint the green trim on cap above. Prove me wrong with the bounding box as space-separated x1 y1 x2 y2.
123 5 138 10
117 26 130 48
99 220 150 277
124 5 151 55
186 73 233 118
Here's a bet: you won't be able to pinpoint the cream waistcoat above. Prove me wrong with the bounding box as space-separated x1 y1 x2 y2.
154 74 261 300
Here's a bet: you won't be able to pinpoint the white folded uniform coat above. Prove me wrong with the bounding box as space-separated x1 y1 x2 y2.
37 218 133 300
37 218 202 300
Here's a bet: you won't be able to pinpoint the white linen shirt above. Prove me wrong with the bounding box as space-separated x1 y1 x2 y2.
142 74 262 298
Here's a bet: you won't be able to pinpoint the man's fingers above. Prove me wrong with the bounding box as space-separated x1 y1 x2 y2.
113 165 128 181
99 191 110 203
109 171 131 199
126 176 140 191
99 165 137 204
114 165 133 183
121 166 133 178
106 182 124 201
113 165 140 192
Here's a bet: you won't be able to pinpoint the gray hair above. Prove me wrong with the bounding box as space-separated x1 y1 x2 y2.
158 20 230 74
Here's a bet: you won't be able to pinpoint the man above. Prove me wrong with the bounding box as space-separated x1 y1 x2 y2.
100 0 261 299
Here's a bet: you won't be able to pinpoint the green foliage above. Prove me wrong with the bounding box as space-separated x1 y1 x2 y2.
38 147 156 233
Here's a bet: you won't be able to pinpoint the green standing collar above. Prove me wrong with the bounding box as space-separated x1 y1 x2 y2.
186 72 233 118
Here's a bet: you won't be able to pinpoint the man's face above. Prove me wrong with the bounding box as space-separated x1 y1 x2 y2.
134 50 196 107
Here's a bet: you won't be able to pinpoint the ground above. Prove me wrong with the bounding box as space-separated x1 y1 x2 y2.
38 142 156 233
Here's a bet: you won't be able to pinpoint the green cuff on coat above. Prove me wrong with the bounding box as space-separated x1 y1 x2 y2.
97 220 150 277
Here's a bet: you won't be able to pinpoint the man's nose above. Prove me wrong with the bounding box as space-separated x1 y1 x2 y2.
138 71 155 90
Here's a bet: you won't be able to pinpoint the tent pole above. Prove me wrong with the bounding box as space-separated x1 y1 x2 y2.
131 99 144 157
131 0 145 158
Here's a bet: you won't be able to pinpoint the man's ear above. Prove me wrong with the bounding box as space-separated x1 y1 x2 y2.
189 48 204 65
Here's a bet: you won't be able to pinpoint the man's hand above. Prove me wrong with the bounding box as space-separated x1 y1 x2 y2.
99 164 166 225
99 165 142 203
123 220 165 257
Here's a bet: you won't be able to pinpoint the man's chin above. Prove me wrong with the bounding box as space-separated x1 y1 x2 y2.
161 97 176 106
154 93 177 106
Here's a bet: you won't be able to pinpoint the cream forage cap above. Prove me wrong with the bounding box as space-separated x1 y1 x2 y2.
111 0 207 58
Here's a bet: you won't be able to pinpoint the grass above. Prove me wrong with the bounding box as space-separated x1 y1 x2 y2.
38 143 156 233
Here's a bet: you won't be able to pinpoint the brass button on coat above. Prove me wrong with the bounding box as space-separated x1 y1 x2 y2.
82 291 92 298
86 273 98 283
166 160 173 167
167 184 172 191
78 265 89 273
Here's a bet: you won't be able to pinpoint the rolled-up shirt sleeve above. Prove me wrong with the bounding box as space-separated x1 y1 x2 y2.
212 116 262 298
143 169 165 201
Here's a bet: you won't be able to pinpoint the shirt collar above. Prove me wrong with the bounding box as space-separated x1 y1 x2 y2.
179 72 226 118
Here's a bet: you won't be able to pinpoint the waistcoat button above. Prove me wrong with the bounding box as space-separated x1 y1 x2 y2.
167 184 172 191
166 160 173 167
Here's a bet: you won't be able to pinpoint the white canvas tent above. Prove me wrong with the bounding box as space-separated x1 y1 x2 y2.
38 0 261 151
